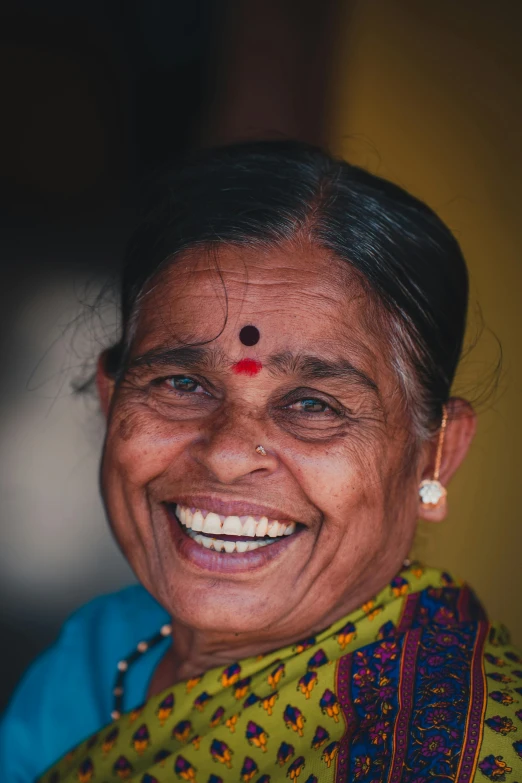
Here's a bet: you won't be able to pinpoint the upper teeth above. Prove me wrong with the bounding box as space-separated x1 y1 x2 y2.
176 505 296 538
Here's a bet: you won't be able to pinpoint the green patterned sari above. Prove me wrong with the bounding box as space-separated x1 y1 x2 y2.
40 564 522 783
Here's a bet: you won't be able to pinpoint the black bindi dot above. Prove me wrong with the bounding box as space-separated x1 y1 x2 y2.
239 325 260 346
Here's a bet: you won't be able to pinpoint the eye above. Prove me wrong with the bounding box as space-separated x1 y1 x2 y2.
164 375 202 393
287 397 338 415
145 372 218 420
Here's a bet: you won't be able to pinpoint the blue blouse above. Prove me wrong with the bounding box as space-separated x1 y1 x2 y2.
0 585 171 783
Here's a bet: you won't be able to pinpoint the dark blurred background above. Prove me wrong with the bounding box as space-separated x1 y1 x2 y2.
2 0 522 710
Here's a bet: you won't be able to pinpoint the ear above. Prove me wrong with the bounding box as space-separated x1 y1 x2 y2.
418 398 477 523
96 352 116 419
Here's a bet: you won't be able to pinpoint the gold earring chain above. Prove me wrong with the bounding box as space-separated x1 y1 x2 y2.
433 405 448 482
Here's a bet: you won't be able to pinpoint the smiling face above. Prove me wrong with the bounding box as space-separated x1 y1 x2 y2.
100 241 428 647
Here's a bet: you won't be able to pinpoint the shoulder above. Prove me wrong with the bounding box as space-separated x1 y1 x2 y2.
0 585 168 783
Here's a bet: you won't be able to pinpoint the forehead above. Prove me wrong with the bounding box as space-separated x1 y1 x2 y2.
132 242 381 363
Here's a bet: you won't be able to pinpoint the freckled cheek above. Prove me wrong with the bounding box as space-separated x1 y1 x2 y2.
104 413 197 484
297 450 386 534
292 450 364 504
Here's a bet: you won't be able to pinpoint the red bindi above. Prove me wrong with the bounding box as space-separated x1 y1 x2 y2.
232 358 263 376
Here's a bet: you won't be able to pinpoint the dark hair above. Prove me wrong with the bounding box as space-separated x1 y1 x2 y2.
107 139 469 437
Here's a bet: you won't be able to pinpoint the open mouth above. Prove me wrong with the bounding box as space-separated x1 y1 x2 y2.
171 503 298 554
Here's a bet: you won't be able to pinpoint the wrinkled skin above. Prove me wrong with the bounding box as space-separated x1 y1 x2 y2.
98 242 475 685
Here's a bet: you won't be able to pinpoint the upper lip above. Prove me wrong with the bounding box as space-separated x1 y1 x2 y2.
164 495 299 522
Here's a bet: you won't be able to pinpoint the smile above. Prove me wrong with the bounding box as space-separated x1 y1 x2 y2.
174 504 297 554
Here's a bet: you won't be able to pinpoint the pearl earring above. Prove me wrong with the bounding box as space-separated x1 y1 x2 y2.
419 406 448 509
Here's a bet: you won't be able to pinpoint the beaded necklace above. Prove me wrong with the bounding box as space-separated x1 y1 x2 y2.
111 623 172 720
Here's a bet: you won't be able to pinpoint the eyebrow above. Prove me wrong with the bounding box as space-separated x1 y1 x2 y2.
128 344 379 395
128 345 227 373
266 351 379 395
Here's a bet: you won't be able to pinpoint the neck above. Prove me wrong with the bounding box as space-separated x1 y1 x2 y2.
170 624 299 681
148 595 362 699
148 622 306 698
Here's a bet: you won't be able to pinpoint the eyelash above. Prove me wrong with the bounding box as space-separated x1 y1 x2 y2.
156 375 343 417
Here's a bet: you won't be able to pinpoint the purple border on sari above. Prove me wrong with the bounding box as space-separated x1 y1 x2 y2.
335 653 357 782
387 626 422 783
457 584 472 623
329 585 489 783
396 592 420 635
455 620 489 783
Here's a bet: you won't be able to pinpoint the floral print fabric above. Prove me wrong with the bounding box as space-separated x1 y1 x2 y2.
39 565 522 783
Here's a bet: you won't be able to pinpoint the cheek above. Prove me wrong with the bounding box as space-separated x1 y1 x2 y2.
285 434 390 519
103 404 194 487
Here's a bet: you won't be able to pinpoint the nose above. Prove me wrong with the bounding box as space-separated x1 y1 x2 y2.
189 409 278 484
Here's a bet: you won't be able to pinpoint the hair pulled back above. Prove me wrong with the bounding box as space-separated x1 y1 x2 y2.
108 139 469 437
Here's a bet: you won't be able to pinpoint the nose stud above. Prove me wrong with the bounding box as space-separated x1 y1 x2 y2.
255 445 267 456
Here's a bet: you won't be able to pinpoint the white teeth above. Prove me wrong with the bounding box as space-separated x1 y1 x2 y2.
191 510 204 531
176 505 299 551
256 516 268 537
203 512 222 535
185 528 282 552
267 521 280 538
223 516 242 535
242 517 257 537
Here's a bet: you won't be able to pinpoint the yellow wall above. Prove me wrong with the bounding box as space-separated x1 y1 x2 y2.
329 0 522 642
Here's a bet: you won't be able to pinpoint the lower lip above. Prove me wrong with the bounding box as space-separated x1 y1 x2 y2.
165 506 300 574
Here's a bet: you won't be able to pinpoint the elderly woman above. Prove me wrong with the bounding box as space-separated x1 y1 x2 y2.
2 141 521 783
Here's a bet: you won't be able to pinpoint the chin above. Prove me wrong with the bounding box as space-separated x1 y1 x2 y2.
160 580 286 637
